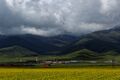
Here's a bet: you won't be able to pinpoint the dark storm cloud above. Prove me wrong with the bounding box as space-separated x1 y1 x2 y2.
0 0 120 36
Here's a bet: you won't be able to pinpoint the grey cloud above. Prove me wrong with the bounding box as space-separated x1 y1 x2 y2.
0 0 120 36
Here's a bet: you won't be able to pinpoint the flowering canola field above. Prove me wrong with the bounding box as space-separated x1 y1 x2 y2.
0 68 120 80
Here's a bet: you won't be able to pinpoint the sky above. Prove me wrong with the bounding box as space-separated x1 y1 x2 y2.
0 0 120 36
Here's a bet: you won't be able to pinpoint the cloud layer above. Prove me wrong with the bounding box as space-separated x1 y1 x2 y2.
0 0 120 36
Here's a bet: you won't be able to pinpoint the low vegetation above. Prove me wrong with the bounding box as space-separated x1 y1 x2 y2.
0 68 120 80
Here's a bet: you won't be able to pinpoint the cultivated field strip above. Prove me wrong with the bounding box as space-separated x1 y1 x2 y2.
0 68 119 80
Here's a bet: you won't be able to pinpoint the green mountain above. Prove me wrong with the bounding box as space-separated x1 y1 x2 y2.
0 46 38 57
0 34 79 55
0 27 120 60
34 49 99 60
64 27 120 54
63 49 99 60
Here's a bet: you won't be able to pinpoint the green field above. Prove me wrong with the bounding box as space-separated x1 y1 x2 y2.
0 68 120 80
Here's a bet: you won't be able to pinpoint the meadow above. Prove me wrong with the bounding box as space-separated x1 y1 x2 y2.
0 68 120 80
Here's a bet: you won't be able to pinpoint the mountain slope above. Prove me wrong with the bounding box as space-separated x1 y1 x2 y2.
0 46 38 57
63 49 99 60
0 34 79 55
1 26 120 56
64 27 120 53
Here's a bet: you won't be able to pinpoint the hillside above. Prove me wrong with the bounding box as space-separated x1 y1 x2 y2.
0 26 120 58
0 34 79 55
0 46 118 62
0 46 38 57
63 49 99 60
0 47 99 61
64 26 120 54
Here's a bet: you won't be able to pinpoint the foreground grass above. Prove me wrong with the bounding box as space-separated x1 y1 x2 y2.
0 68 120 80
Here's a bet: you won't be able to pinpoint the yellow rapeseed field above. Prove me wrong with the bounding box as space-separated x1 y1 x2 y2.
0 68 120 80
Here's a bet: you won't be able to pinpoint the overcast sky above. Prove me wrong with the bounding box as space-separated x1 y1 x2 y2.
0 0 120 36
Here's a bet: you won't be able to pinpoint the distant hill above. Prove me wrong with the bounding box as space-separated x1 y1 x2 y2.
63 49 99 60
64 26 120 54
0 46 38 57
0 34 79 55
0 26 120 58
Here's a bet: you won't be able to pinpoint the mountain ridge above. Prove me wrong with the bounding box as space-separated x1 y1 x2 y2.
0 34 79 55
0 26 120 56
63 26 120 53
0 46 38 57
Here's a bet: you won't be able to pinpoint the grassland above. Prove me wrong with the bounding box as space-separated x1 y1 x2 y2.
0 68 120 80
